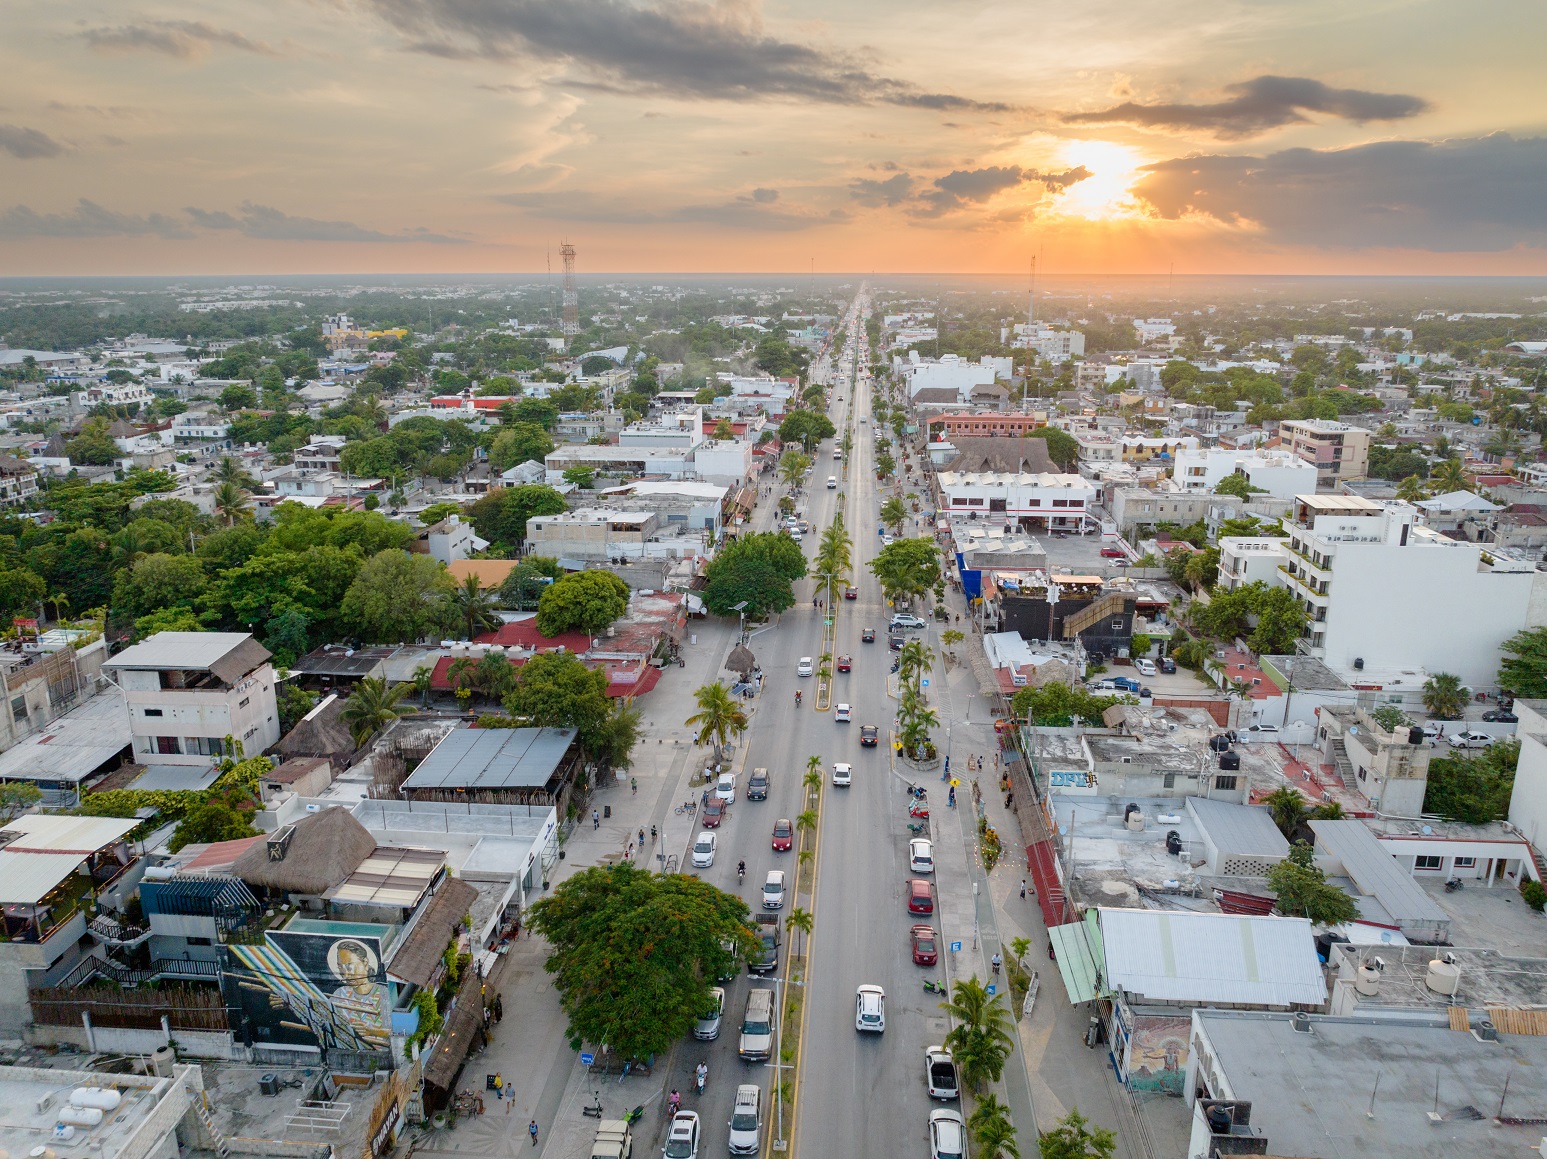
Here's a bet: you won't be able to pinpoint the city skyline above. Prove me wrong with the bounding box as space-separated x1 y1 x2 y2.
2 0 1545 275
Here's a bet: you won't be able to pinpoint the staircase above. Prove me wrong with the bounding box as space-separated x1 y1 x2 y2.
1528 844 1547 885
1330 739 1357 789
1062 594 1127 640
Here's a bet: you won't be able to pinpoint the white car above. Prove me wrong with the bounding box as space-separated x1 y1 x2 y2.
1134 658 1157 677
1243 723 1279 738
727 1083 763 1155
1448 730 1494 749
691 833 717 868
832 761 852 787
929 1109 966 1159
664 1110 700 1159
909 838 934 874
882 535 895 547
797 657 814 677
716 773 737 802
890 613 928 630
761 869 786 910
855 984 886 1033
827 476 838 488
834 703 852 722
833 449 843 460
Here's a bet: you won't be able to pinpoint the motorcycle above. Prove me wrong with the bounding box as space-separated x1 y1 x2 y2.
907 784 927 800
795 690 802 705
909 802 930 819
907 820 928 836
695 1064 708 1095
1444 878 1463 893
922 979 946 995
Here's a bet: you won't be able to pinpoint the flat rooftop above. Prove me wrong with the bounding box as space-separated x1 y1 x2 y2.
0 1064 189 1159
1330 943 1547 1010
1054 796 1211 911
103 630 266 673
401 726 577 792
0 687 130 784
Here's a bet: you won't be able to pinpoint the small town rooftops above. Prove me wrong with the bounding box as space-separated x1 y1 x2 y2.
402 726 578 792
105 631 271 683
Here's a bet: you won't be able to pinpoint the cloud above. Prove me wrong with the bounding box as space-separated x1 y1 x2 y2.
749 187 778 203
0 199 192 239
0 124 64 159
185 202 468 243
1132 133 1547 251
1064 75 1429 140
497 188 826 231
370 0 1011 110
849 173 913 207
916 164 1090 216
80 20 278 59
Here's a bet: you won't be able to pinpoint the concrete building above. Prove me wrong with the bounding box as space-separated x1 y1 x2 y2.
1109 487 1291 536
936 469 1097 532
544 443 692 481
1215 536 1288 592
1315 705 1433 813
0 1061 196 1159
895 352 1007 399
526 508 658 562
104 632 279 769
1507 698 1547 854
408 513 485 564
168 413 231 442
597 480 731 535
0 454 41 507
1132 318 1175 342
1280 418 1372 487
1309 819 1451 943
923 411 1048 441
1171 446 1318 500
1279 494 1547 687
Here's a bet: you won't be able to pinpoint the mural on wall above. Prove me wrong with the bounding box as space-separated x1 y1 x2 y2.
221 930 391 1054
1121 1011 1191 1094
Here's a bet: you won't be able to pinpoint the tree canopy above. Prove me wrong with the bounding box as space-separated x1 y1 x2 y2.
502 651 613 745
1423 738 1519 823
869 537 942 604
1499 627 1547 698
1010 681 1127 727
1025 426 1080 471
339 550 455 643
464 484 567 551
535 570 631 637
1266 842 1360 926
778 410 836 453
702 531 809 618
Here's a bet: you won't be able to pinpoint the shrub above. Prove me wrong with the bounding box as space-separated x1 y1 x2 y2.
1523 880 1547 913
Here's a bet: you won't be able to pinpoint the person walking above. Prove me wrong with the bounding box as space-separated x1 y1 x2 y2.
494 1073 504 1100
630 776 637 795
529 1119 539 1146
626 841 634 860
650 825 657 844
592 809 599 830
1020 879 1028 900
638 827 645 848
494 995 504 1022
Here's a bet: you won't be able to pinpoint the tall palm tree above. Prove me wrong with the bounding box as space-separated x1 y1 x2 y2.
446 656 478 699
880 496 908 535
796 809 818 838
803 759 822 806
1395 474 1427 503
968 1096 1020 1159
212 480 251 527
778 450 811 489
786 907 814 961
898 639 934 691
1431 457 1470 493
213 455 254 488
446 573 501 640
339 676 411 747
1422 672 1469 720
410 665 434 708
939 975 1016 1093
47 592 70 624
685 681 748 763
355 392 388 427
1262 786 1310 840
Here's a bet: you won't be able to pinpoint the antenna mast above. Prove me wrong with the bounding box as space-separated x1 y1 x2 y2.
559 242 579 334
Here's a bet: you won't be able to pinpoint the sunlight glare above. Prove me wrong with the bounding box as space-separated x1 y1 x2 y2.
1050 139 1147 221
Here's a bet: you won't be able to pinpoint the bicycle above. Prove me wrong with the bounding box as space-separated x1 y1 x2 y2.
675 801 698 815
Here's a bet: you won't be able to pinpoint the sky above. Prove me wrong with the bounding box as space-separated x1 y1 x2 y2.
1 0 1545 276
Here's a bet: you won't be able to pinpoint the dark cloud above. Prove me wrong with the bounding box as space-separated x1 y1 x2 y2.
0 200 192 239
0 199 464 243
749 188 779 203
185 202 468 243
80 20 278 59
370 0 1011 110
497 188 825 231
849 173 913 207
0 124 64 159
916 165 1090 216
1132 133 1547 251
1064 75 1428 140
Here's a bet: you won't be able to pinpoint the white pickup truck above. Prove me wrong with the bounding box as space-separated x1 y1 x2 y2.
926 1046 959 1101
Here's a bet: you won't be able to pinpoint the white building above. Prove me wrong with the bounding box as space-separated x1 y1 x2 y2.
896 352 1008 400
76 381 154 409
1216 536 1288 591
936 470 1097 531
1132 318 1176 343
169 413 231 441
1278 495 1547 687
104 632 279 766
411 513 486 565
1172 447 1319 501
1508 699 1547 854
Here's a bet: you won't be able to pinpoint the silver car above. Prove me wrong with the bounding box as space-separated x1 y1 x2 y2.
727 1083 762 1155
694 987 724 1041
761 870 786 910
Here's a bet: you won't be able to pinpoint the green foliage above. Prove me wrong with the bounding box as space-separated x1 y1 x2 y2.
1262 787 1310 838
498 556 560 609
970 1095 1021 1159
1371 705 1412 732
65 419 120 465
488 421 555 471
1267 843 1360 926
535 570 630 636
111 552 207 619
702 532 809 618
338 676 413 747
753 332 811 378
1128 633 1151 658
528 864 756 1061
1522 880 1546 913
1213 473 1267 500
168 790 258 853
0 782 42 823
1038 1109 1116 1159
1498 627 1547 698
465 485 567 551
1025 426 1079 471
276 683 319 736
940 975 1016 1092
684 681 749 760
445 572 502 639
778 410 836 452
1368 445 1431 481
503 651 613 746
339 550 455 643
778 449 811 487
879 496 908 535
77 754 273 828
1190 580 1306 654
0 566 46 621
1423 739 1520 823
869 538 941 604
1010 681 1125 727
133 606 206 641
562 465 596 489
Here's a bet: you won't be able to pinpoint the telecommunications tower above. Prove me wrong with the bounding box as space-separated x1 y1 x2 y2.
559 242 579 334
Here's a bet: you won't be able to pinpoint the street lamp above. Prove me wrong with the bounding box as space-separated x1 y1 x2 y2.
731 600 749 644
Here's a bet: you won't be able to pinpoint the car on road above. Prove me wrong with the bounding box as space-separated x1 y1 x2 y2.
836 654 852 673
771 818 793 851
907 878 934 914
928 1108 966 1159
834 449 844 460
1449 730 1496 749
1482 709 1519 723
716 772 737 801
747 767 770 800
855 985 886 1033
664 1111 700 1159
797 656 814 677
834 703 851 722
882 535 895 547
727 1084 763 1156
861 628 876 642
827 476 838 488
926 1047 959 1101
889 633 905 650
833 762 853 787
909 838 934 873
844 586 858 599
694 987 724 1041
910 924 938 966
761 869 786 910
859 724 879 747
1160 657 1177 674
890 612 927 630
691 833 717 868
702 798 726 828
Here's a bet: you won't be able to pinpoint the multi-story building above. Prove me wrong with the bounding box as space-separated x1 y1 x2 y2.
1172 447 1319 500
104 632 279 765
0 454 39 507
1013 324 1086 363
895 352 1009 399
292 437 347 472
1132 318 1176 343
924 411 1048 440
1279 419 1371 488
169 413 232 441
935 470 1097 532
1278 495 1547 686
1216 536 1288 592
525 509 662 562
75 381 154 409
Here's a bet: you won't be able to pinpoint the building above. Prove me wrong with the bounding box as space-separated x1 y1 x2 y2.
1278 495 1547 686
526 508 682 562
1185 796 1289 877
1309 819 1451 943
0 453 40 507
1171 446 1318 500
598 480 731 536
1013 323 1085 363
0 1061 196 1159
169 413 232 442
408 513 485 564
1507 698 1547 855
999 574 1139 662
292 437 346 472
544 443 692 482
0 683 131 805
936 469 1097 532
1279 418 1372 487
924 412 1048 440
401 726 584 812
1314 705 1433 812
1132 318 1176 342
104 632 280 769
896 352 1007 399
1215 536 1287 591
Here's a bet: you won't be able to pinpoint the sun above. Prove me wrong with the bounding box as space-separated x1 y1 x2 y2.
1048 139 1147 221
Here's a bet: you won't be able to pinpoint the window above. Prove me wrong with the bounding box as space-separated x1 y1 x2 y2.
1162 773 1176 789
1214 775 1238 791
238 697 250 709
1414 855 1443 871
10 694 27 721
144 708 163 717
1453 856 1476 868
155 736 181 755
186 936 212 947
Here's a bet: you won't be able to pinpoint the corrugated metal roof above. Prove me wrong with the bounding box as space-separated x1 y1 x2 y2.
0 688 131 784
1050 910 1107 1004
1186 797 1290 859
401 727 578 791
2 814 140 852
0 851 92 905
104 631 258 672
1098 908 1325 1007
1309 820 1450 927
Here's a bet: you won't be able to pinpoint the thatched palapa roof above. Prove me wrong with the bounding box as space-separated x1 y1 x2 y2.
231 807 376 896
725 645 757 677
276 692 356 767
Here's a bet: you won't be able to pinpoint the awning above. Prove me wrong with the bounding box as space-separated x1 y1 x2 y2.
1049 911 1107 1004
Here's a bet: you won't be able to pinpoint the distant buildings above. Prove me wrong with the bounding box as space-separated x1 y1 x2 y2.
1279 418 1372 487
1172 446 1318 500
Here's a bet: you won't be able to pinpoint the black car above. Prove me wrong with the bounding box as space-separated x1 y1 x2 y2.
859 724 880 747
747 768 771 800
1159 657 1177 674
1481 709 1518 723
862 628 876 643
889 633 905 650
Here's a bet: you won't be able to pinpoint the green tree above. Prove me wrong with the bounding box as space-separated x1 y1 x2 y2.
1396 475 1428 503
711 417 736 441
535 570 630 636
0 566 46 621
528 864 755 1062
562 465 597 489
219 383 258 411
499 556 561 609
587 699 644 776
1026 426 1080 471
1128 632 1151 658
970 1095 1021 1159
1498 627 1547 698
779 410 836 453
65 419 119 465
778 449 812 488
875 451 896 479
213 456 256 489
880 496 908 535
870 538 942 605
1422 672 1469 720
1010 681 1123 727
685 681 749 763
1038 1109 1115 1159
488 422 555 471
1213 473 1266 500
1423 739 1520 823
338 675 413 747
0 782 42 824
1262 786 1310 839
939 975 1016 1092
212 480 252 527
418 501 464 527
339 550 455 643
465 484 567 551
112 552 208 619
445 572 502 639
1430 458 1469 492
898 638 934 692
133 606 206 640
1247 586 1308 655
276 683 319 735
503 651 613 744
168 790 257 853
1266 842 1360 926
702 532 808 618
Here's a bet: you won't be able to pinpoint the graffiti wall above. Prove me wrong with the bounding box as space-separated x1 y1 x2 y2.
1114 1005 1190 1094
221 929 391 1054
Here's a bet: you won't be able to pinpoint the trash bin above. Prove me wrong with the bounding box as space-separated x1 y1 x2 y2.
603 805 612 819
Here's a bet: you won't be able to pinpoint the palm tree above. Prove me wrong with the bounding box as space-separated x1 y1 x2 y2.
786 907 814 961
804 758 822 805
796 809 818 839
685 681 748 763
1262 786 1310 840
898 639 934 691
212 480 251 527
1422 672 1469 720
446 573 501 640
1431 457 1470 493
779 449 811 489
355 392 388 427
968 1096 1020 1159
1395 474 1427 503
880 495 908 535
446 656 478 700
410 664 435 708
797 848 814 875
339 676 411 747
940 975 1016 1093
213 455 254 488
47 591 70 624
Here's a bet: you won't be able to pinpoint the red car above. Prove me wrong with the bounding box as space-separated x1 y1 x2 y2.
906 878 934 915
1099 547 1126 558
836 655 852 673
844 587 858 600
772 818 793 851
910 924 939 966
702 799 726 828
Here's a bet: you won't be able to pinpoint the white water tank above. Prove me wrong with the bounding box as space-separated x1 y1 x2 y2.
1426 958 1462 996
55 1106 102 1128
1125 812 1144 832
69 1088 122 1111
1355 965 1381 996
150 1044 175 1077
30 1147 58 1158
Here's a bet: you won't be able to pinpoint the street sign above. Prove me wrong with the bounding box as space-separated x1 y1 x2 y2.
921 679 930 688
985 983 997 997
950 941 962 953
580 1052 595 1067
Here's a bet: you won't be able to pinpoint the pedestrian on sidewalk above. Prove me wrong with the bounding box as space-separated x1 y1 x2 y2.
494 1073 504 1100
638 827 645 848
626 841 634 860
494 995 504 1022
650 825 657 843
1020 879 1027 899
631 776 637 795
529 1119 539 1146
592 809 599 830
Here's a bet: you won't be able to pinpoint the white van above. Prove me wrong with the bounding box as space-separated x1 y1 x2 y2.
827 476 838 489
739 988 775 1061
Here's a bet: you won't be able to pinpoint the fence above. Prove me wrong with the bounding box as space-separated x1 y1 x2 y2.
29 984 229 1032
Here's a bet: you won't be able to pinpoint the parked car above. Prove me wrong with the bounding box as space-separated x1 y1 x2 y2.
1134 658 1157 677
1482 709 1518 723
761 869 786 910
691 833 717 868
882 535 895 547
1090 676 1142 693
855 985 886 1033
889 633 906 650
727 1083 763 1156
716 772 737 801
1448 730 1495 749
833 762 853 787
929 1109 966 1159
1099 547 1127 558
834 703 852 722
694 987 725 1041
926 1047 959 1101
909 838 934 873
1242 724 1279 739
911 925 939 966
890 612 928 630
862 628 876 643
859 724 880 747
797 656 814 677
907 878 934 914
702 799 726 828
1159 657 1177 674
771 818 793 852
836 654 852 673
664 1111 700 1159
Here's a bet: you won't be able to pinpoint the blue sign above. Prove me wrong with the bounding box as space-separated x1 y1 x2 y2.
950 941 962 953
580 1052 595 1067
985 983 997 997
921 678 930 688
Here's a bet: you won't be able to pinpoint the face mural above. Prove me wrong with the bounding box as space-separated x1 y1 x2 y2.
222 930 391 1054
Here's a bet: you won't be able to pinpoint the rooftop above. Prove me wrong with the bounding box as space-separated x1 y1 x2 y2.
1054 796 1211 910
1330 942 1547 1010
0 814 141 903
402 726 578 792
1311 820 1451 931
103 631 269 680
325 844 446 908
1186 796 1289 859
0 1063 191 1159
0 686 131 785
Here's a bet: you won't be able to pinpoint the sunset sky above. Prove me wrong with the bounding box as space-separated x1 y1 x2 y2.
2 0 1545 275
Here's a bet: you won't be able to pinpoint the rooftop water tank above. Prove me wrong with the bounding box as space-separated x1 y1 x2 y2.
55 1106 102 1128
69 1088 122 1111
1355 965 1381 996
1426 958 1462 996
